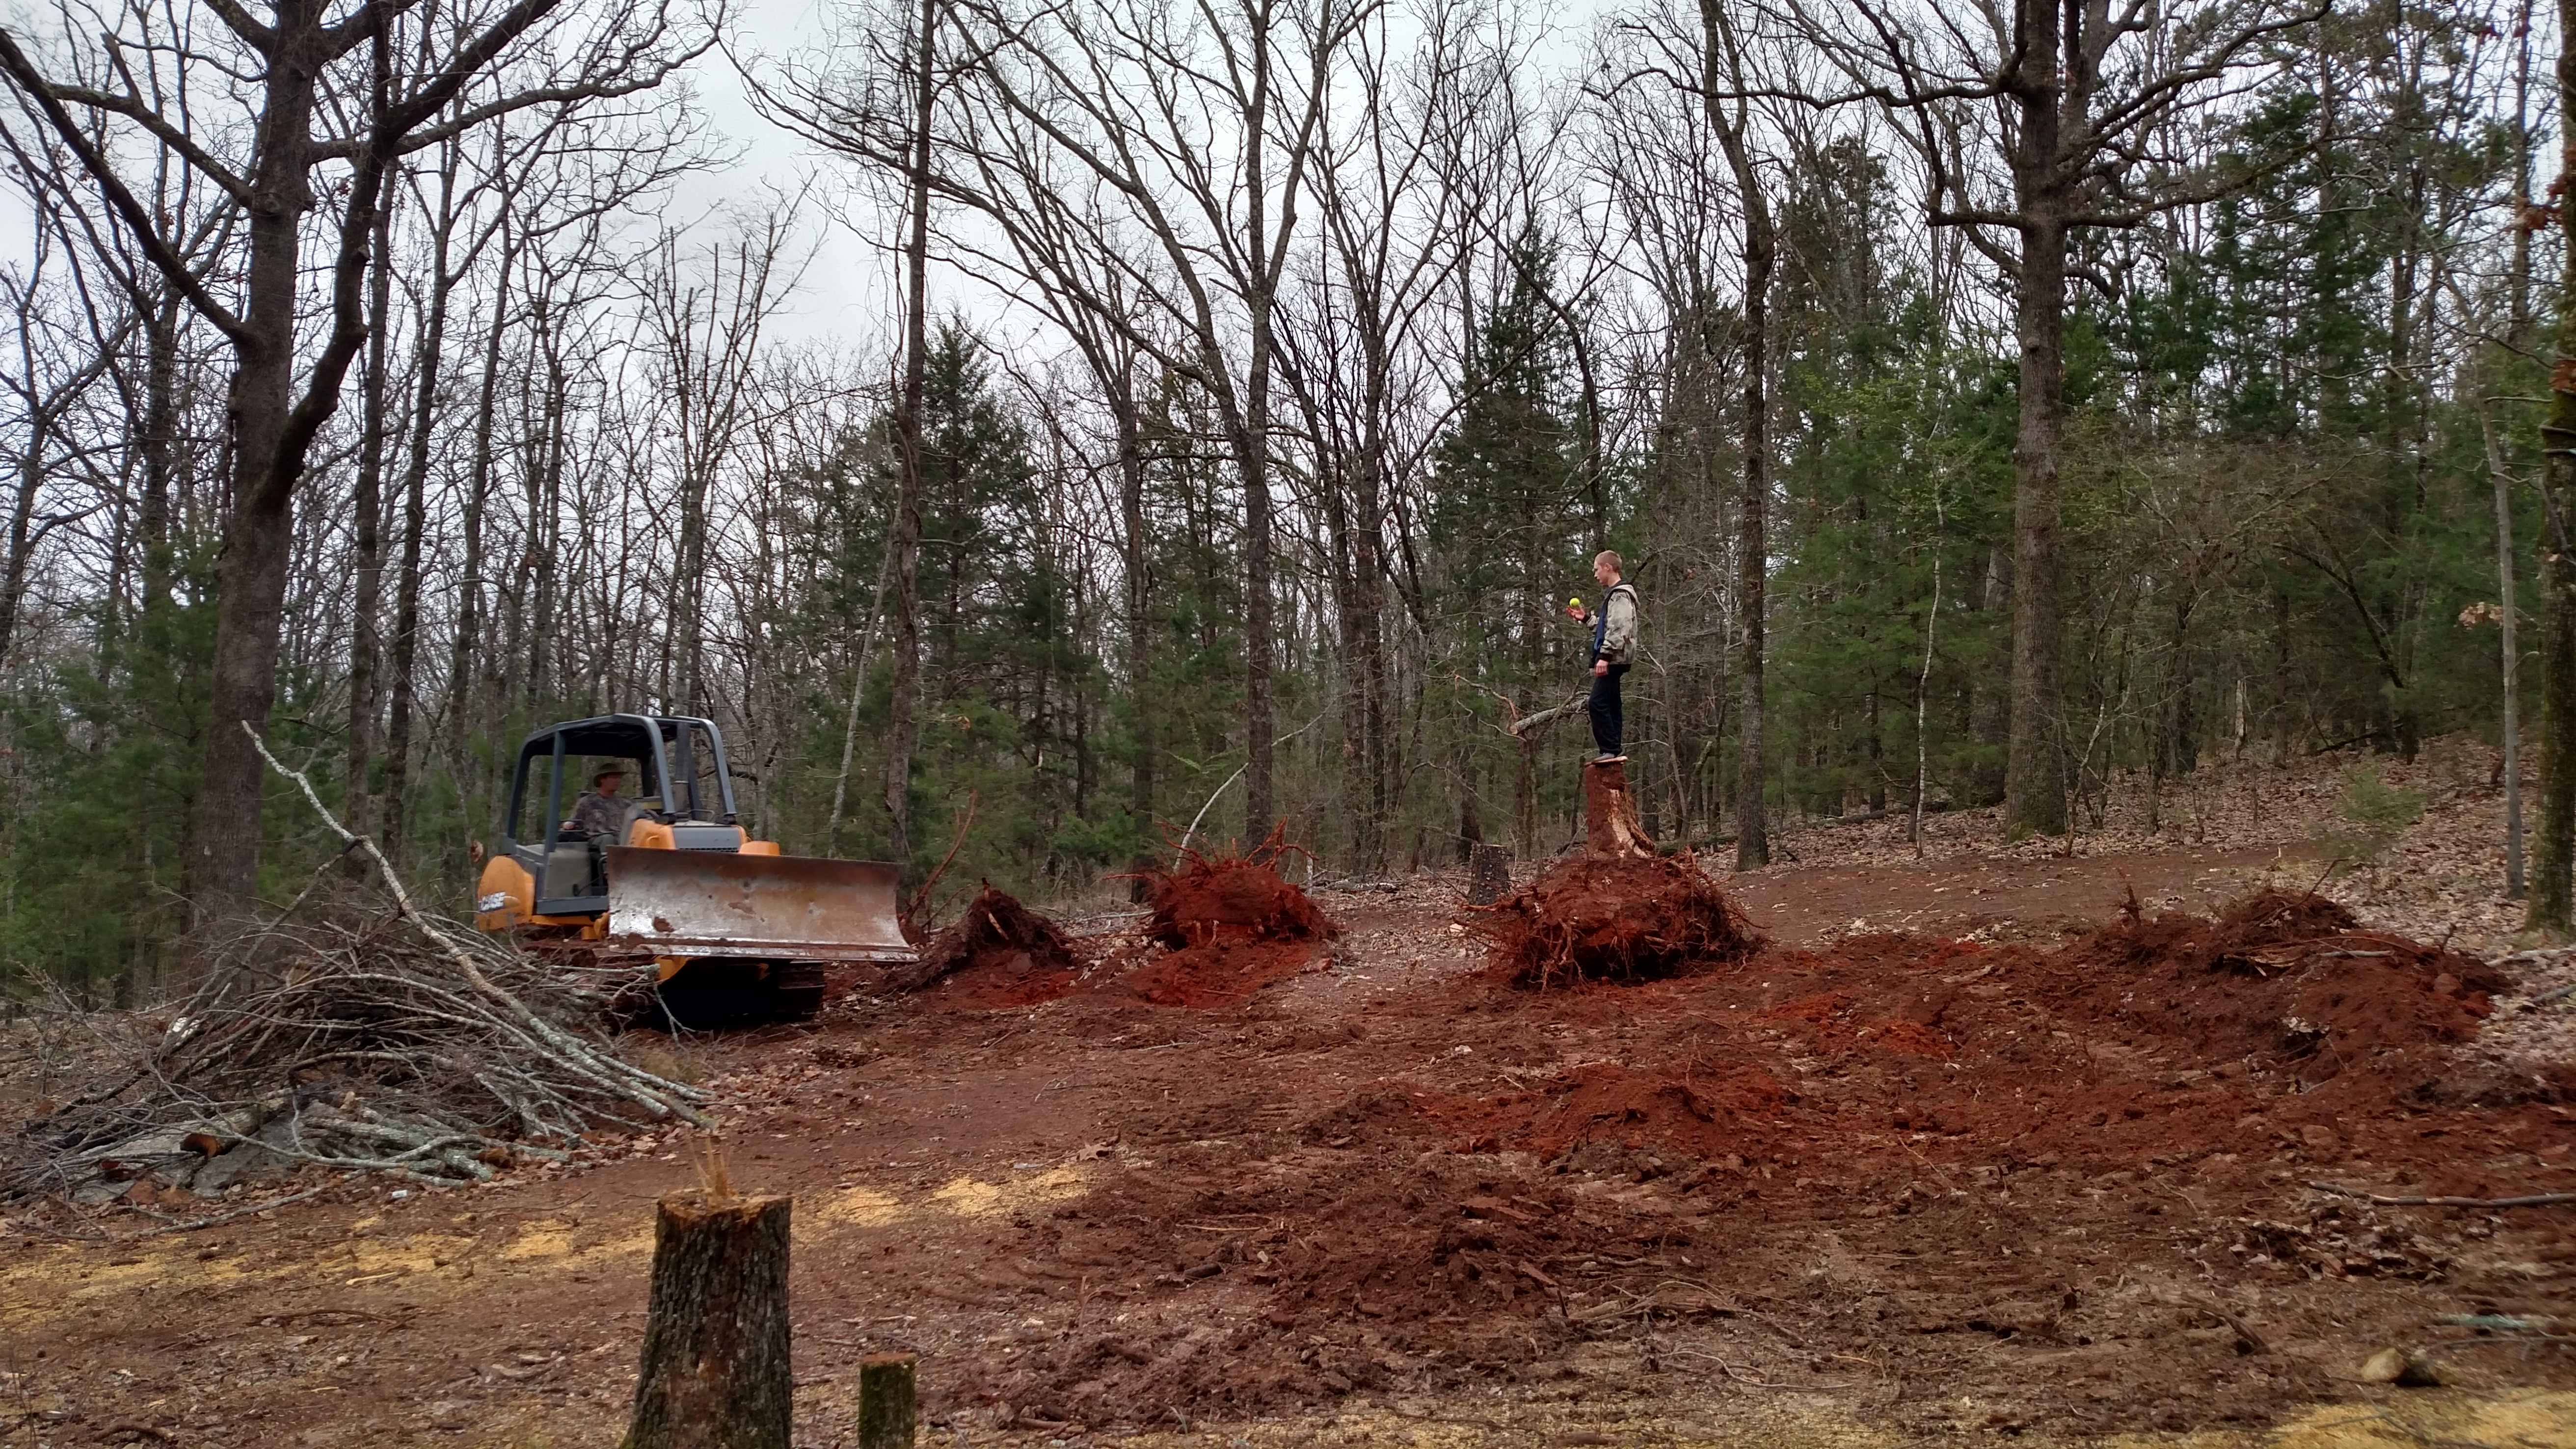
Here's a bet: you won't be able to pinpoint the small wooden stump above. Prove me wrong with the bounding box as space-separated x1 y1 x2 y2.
620 1190 794 1449
1583 758 1655 859
855 1352 918 1449
1467 843 1512 905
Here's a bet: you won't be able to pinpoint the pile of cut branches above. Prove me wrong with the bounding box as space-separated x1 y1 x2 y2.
0 900 709 1206
0 726 709 1212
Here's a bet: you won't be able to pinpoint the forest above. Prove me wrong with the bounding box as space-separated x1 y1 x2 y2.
0 0 2554 997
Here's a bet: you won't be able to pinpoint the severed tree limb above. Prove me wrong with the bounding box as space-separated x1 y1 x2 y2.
2310 1181 2576 1208
1508 694 1590 739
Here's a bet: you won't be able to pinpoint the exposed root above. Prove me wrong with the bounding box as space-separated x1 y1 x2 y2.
1143 826 1336 948
1475 852 1759 988
894 884 1079 993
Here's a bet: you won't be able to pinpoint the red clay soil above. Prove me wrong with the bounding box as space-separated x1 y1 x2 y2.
904 885 1085 1007
15 881 2574 1448
925 842 1340 1011
1476 851 1759 987
930 889 2573 1434
1123 834 1338 1007
1145 833 1337 948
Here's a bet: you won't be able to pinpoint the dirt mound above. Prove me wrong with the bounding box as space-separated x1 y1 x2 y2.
1144 832 1336 948
1125 832 1338 1007
908 886 1085 1007
1475 852 1759 987
2054 889 2507 1074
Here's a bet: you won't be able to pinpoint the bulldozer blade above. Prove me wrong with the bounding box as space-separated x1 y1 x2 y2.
600 846 915 963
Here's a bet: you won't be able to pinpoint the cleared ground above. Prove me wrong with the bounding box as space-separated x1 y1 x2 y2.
4 757 2574 1449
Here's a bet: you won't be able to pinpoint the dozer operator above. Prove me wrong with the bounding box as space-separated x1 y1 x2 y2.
474 714 913 1026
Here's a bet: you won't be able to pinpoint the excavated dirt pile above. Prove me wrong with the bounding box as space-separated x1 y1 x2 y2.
1476 851 1759 987
1129 832 1338 1006
2053 888 2513 1079
900 885 1084 1007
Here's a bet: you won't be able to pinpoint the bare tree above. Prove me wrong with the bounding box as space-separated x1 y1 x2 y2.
1274 0 1488 874
0 0 711 937
944 0 1366 837
1697 0 1774 869
0 190 132 668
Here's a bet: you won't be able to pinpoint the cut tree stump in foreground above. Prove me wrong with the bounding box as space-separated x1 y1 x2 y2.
1583 758 1655 859
621 1190 793 1449
855 1353 918 1449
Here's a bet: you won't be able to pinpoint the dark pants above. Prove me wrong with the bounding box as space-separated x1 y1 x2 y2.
1587 663 1628 757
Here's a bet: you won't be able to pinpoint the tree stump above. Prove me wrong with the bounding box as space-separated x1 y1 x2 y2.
620 1190 794 1449
1583 758 1655 859
855 1353 918 1449
1467 843 1512 905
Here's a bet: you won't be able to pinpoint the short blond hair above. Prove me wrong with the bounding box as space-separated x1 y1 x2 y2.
1594 550 1622 572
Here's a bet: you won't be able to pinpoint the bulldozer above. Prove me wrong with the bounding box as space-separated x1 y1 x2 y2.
473 713 913 1025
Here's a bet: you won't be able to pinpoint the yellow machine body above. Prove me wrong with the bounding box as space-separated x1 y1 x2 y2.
472 713 912 1023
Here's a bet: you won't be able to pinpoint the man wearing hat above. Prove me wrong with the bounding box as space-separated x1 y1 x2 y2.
567 765 633 841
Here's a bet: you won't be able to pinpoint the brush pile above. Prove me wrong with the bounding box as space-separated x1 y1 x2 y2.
0 897 709 1209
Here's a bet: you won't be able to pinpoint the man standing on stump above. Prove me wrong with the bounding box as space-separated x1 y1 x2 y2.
1566 551 1639 763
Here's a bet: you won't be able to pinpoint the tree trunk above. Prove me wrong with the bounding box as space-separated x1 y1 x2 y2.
2525 0 2576 931
883 0 936 867
1241 329 1277 840
1583 758 1654 859
854 1354 916 1449
343 183 396 856
135 293 180 614
449 224 517 796
619 1191 793 1449
2512 0 2538 348
1117 385 1153 875
1701 3 1771 871
1236 15 1283 840
2001 19 2071 838
0 437 48 669
1965 541 2011 803
379 145 464 868
187 42 324 931
2490 410 2526 898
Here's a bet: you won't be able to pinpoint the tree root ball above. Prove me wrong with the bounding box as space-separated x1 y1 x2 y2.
1476 853 1759 988
895 885 1080 993
1143 828 1337 948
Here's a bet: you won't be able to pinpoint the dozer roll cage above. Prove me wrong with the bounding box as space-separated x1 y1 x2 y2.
503 714 737 916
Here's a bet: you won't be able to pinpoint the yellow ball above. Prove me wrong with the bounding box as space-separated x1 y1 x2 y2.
1568 595 1584 611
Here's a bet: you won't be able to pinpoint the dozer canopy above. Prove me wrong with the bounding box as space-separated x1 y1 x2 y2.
600 846 912 963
